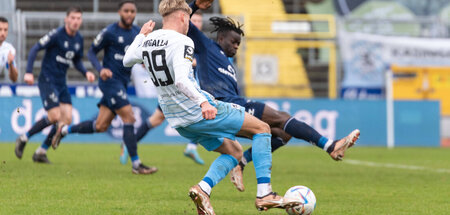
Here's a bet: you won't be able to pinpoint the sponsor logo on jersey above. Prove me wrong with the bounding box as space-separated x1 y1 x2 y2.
184 45 194 62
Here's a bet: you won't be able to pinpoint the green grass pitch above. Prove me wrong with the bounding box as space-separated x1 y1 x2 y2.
0 143 449 214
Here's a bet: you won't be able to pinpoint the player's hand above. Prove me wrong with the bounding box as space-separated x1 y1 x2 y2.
100 68 113 81
24 73 34 85
201 101 217 120
196 0 214 10
7 51 15 65
140 20 155 36
85 71 96 83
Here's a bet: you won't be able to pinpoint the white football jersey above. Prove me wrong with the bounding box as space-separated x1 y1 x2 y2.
124 29 214 128
0 41 16 82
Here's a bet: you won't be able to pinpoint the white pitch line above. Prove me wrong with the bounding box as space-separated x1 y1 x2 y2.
344 159 450 174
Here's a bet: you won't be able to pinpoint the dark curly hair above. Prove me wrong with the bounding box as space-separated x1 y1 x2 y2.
209 16 244 36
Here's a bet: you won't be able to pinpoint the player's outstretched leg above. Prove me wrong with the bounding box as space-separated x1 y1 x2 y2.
329 129 360 161
237 113 301 211
188 138 241 215
15 116 53 159
184 142 205 165
52 120 96 149
32 125 57 164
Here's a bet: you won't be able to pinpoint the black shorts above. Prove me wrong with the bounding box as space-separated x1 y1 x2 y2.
38 77 71 110
218 97 265 119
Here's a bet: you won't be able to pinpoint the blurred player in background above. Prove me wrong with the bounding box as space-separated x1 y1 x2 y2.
188 0 360 192
0 16 18 82
51 1 157 175
124 1 301 213
129 10 206 165
14 7 95 163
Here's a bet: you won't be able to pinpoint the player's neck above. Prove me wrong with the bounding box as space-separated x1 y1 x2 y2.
118 21 132 30
162 23 183 34
64 25 77 37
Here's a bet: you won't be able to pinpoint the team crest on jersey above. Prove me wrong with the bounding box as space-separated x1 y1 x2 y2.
64 41 69 48
184 45 194 62
75 43 80 51
118 36 124 43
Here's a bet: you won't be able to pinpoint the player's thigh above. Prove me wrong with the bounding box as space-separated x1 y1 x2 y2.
260 104 291 129
95 105 116 132
237 112 270 139
115 104 135 124
59 103 73 125
213 138 243 160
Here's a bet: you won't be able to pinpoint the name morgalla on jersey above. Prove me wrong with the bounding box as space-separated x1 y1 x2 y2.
89 22 140 86
124 30 215 128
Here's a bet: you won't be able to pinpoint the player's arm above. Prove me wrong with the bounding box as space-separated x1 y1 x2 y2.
88 28 113 81
73 41 95 83
187 1 213 54
24 29 57 85
173 40 216 119
7 49 18 82
123 20 155 67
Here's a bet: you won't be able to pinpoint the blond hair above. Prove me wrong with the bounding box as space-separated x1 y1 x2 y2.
159 0 192 17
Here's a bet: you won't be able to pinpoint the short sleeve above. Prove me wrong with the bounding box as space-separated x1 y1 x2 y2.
173 37 195 68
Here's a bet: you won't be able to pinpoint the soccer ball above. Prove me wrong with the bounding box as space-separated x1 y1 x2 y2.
284 185 316 215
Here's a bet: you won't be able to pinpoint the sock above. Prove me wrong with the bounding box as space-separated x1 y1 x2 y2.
131 155 141 168
41 125 57 149
135 120 153 142
252 133 272 196
284 117 329 149
326 140 337 153
123 123 138 159
35 143 49 155
257 183 273 198
68 120 95 134
242 136 286 164
202 154 238 193
186 142 197 150
198 180 212 196
26 116 52 138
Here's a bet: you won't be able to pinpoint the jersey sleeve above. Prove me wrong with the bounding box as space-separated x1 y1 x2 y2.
91 28 109 54
26 29 58 74
73 38 87 75
173 38 207 106
123 34 145 67
38 28 58 49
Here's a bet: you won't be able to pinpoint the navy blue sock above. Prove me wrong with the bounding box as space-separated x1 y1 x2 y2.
123 124 138 158
68 120 95 134
26 116 52 138
42 125 57 148
243 136 286 164
135 121 153 142
284 117 329 149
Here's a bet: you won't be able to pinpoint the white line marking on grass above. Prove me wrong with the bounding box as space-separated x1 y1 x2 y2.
344 159 450 173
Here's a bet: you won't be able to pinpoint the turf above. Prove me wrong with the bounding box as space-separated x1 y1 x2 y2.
0 143 449 215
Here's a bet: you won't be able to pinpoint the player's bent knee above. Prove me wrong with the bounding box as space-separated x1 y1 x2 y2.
257 121 271 134
95 123 108 132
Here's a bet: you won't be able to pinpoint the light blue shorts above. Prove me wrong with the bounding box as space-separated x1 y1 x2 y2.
176 101 245 151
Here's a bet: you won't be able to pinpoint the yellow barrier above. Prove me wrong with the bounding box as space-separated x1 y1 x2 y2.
242 40 337 98
391 65 450 115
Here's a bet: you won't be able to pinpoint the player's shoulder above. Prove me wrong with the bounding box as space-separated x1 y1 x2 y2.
132 24 140 32
1 41 15 50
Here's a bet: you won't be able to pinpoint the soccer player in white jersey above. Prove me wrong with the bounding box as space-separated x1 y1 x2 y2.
0 17 18 82
123 0 301 214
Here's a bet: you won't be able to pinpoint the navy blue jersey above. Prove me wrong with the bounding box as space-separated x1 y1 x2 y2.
26 27 86 85
89 23 140 86
187 21 241 99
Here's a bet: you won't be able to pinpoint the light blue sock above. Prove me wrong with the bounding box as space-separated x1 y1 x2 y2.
202 154 238 188
252 133 272 184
